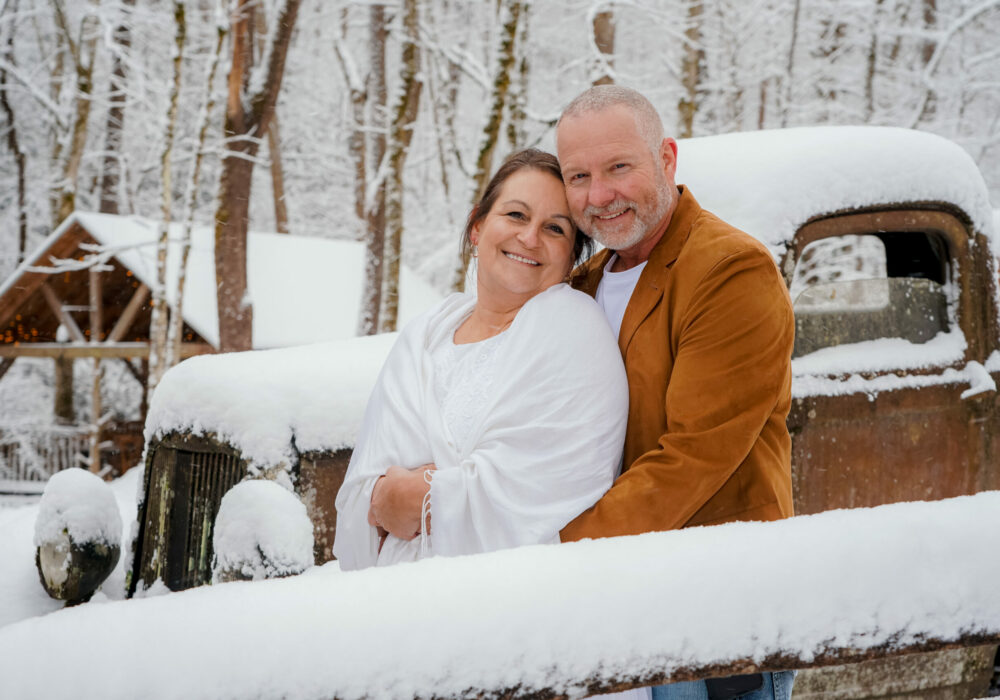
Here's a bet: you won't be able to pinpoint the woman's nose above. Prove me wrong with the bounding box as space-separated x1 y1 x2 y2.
517 223 542 247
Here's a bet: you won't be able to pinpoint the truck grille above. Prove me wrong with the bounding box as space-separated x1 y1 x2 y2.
131 443 245 594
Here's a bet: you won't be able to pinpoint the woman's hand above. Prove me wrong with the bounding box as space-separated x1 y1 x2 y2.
368 464 436 541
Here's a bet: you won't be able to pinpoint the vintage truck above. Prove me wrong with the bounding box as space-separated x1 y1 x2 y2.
120 126 999 698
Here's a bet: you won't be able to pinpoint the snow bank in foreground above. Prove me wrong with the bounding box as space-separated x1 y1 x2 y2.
212 480 314 583
33 469 122 549
1 492 997 700
146 333 398 467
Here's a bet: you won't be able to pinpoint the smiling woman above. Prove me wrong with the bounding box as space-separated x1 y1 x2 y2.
333 149 627 574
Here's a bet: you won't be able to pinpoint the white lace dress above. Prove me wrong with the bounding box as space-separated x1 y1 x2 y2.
432 329 506 451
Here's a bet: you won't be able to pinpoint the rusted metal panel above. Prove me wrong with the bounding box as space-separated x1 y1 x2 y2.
297 449 351 565
789 384 995 514
792 646 996 700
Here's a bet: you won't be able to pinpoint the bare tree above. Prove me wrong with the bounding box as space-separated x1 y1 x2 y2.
0 0 28 263
591 6 615 86
678 0 704 138
450 0 522 293
781 0 803 127
380 0 424 332
214 0 302 352
357 4 388 335
267 115 289 233
168 8 227 370
148 0 186 392
51 0 99 226
98 0 137 215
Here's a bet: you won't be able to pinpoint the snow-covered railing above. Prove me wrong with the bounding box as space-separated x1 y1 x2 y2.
0 424 91 490
0 492 998 699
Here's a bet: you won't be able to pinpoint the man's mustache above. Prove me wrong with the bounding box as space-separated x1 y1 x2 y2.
584 199 637 218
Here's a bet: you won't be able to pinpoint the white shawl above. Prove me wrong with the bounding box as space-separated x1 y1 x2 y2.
332 284 628 570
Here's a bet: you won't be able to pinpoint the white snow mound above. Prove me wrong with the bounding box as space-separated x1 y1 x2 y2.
212 480 314 582
33 469 123 548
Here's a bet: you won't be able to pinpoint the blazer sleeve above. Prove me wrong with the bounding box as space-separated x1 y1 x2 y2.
561 246 793 540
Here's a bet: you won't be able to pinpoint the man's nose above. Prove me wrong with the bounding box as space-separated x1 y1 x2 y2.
588 175 615 208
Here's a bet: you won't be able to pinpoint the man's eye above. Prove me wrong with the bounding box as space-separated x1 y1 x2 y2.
613 163 628 170
569 172 587 181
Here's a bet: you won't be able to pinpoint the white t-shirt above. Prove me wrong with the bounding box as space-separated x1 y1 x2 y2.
595 254 647 340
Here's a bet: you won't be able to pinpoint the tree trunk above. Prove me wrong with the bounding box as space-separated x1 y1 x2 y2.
864 0 886 123
168 18 227 369
267 114 289 233
0 2 28 263
214 0 302 352
88 267 103 474
677 0 704 139
451 0 521 293
379 0 423 333
52 0 99 226
781 0 802 128
149 1 186 392
591 8 615 86
506 2 530 148
358 4 388 336
333 5 367 225
915 0 938 124
98 0 136 215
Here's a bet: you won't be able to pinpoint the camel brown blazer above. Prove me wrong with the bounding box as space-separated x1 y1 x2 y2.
561 187 794 541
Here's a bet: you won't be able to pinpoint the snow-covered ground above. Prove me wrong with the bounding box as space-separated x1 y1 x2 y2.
0 491 997 700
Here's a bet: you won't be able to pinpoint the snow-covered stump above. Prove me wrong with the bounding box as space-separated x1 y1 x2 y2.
33 468 122 605
211 479 315 583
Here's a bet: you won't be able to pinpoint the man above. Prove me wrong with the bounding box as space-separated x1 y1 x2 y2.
556 86 796 700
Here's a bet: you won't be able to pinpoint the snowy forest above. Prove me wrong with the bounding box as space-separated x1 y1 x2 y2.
1 0 999 363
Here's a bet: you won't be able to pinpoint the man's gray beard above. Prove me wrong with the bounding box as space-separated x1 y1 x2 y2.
587 185 673 253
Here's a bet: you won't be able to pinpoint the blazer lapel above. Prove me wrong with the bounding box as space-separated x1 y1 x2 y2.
617 186 700 357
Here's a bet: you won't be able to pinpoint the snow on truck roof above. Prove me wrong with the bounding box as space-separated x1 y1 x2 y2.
1 212 442 350
676 126 996 254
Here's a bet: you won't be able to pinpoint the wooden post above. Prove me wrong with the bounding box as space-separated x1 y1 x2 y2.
0 357 14 382
89 267 103 474
53 356 75 424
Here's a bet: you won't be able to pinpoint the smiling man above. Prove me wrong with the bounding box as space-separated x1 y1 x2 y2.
556 86 797 700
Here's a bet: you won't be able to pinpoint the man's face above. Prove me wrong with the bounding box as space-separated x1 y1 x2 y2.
557 105 676 253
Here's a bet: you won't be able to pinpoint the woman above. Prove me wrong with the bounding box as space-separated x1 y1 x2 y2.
333 149 628 567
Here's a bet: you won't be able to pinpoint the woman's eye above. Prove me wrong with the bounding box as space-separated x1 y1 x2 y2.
547 224 565 235
506 211 526 220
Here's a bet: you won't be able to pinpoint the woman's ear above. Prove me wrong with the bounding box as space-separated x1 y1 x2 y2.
469 221 481 247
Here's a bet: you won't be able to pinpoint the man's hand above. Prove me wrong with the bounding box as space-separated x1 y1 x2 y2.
368 465 435 541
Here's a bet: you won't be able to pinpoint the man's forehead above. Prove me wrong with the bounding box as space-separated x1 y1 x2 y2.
558 110 645 158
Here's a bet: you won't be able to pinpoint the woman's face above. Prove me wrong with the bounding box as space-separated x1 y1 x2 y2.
471 169 577 308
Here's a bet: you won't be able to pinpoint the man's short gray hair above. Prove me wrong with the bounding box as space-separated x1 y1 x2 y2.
558 85 665 156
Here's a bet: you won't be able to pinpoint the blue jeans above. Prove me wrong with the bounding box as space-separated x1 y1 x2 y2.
651 671 796 700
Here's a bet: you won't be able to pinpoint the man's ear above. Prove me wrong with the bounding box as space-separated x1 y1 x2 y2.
660 137 679 179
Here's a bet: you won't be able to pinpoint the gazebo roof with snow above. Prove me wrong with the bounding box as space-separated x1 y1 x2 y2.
0 212 442 363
